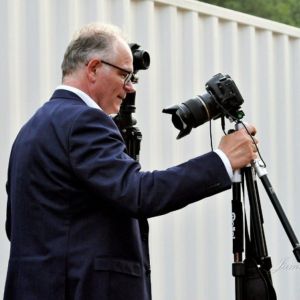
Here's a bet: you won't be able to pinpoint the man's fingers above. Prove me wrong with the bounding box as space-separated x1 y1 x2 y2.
243 124 257 136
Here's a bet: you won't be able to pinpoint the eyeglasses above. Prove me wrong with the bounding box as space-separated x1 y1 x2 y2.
101 60 137 86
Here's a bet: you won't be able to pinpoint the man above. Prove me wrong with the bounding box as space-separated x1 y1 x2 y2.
4 23 257 300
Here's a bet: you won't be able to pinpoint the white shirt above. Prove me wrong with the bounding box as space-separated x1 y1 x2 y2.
56 84 102 110
214 148 233 179
55 85 233 179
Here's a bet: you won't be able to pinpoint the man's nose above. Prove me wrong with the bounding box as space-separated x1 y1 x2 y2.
124 82 136 93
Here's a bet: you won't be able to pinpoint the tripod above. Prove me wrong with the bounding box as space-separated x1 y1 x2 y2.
231 122 300 300
113 92 142 161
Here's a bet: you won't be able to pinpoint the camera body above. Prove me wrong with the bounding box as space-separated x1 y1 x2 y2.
163 73 244 139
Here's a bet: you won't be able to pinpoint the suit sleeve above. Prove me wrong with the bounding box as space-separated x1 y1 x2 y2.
6 178 11 241
68 108 232 218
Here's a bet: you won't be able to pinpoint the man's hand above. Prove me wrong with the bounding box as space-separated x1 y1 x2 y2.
218 124 258 170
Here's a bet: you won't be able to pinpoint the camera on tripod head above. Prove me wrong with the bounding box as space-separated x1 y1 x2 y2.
113 43 150 160
114 43 150 126
163 73 245 139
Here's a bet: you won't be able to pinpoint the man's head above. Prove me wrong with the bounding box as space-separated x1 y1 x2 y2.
61 23 135 114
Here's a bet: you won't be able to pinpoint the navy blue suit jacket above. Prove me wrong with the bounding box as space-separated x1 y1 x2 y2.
4 89 231 300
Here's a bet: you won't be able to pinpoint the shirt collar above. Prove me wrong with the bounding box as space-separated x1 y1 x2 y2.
55 85 102 111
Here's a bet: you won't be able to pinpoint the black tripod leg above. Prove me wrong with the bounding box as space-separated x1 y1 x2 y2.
252 160 300 262
244 167 275 286
244 165 274 279
232 170 245 300
244 167 268 258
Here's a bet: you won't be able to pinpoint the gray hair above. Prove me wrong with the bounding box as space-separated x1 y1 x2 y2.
61 23 127 78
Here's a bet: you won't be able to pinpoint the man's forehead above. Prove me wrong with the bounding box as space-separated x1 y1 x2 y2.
114 40 133 66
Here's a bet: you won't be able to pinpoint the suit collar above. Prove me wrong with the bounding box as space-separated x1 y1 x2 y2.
50 89 85 103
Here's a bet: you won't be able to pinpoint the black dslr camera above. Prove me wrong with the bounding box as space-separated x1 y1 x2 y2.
163 73 245 139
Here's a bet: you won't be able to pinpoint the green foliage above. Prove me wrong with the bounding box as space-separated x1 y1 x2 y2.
200 0 300 27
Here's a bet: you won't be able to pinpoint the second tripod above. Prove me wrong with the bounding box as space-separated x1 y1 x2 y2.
231 122 300 300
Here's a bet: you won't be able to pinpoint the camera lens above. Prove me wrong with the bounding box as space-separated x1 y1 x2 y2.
133 51 150 71
129 43 150 72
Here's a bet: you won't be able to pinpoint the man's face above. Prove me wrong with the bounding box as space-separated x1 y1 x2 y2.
91 39 135 114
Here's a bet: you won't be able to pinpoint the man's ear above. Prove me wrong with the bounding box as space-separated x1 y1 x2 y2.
86 58 100 82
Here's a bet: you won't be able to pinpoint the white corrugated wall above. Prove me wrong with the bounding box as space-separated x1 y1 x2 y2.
1 0 300 299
